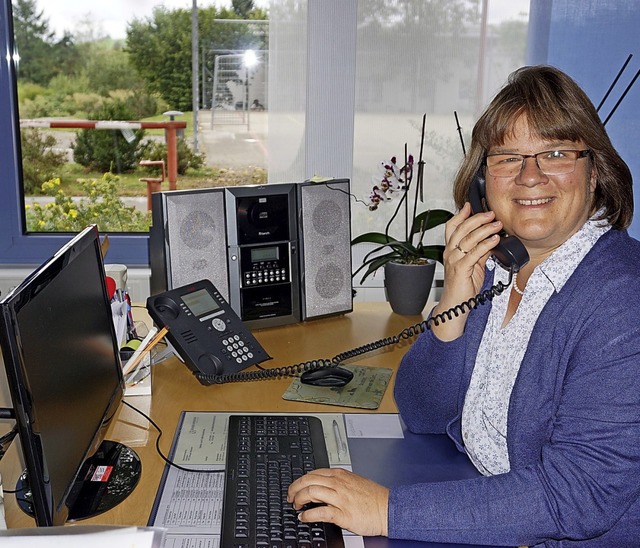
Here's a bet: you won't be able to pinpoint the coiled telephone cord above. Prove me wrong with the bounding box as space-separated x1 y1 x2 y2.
196 270 513 385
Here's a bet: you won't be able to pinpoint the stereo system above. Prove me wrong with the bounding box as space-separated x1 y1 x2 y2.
150 179 353 329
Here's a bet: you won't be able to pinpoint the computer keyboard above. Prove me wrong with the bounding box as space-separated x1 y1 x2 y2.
221 414 345 548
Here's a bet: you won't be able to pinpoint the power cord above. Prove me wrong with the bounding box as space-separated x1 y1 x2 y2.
122 400 223 474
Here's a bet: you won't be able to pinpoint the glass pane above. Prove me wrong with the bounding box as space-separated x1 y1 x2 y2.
266 0 530 293
352 0 531 241
14 0 268 234
350 0 530 289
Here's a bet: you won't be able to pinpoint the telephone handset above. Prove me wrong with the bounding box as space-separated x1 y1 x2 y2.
468 171 530 271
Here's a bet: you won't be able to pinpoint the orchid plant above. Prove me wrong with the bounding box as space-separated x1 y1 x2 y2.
351 115 453 284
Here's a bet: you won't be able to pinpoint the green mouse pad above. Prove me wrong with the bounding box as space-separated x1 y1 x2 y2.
282 364 393 409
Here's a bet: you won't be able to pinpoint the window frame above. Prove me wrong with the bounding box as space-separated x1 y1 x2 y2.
0 0 149 266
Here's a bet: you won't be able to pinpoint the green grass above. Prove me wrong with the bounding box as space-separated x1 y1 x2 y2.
54 161 267 197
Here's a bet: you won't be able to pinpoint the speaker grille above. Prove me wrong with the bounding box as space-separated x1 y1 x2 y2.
298 180 352 319
164 190 229 301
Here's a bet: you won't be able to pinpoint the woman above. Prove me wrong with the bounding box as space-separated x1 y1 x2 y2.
287 65 640 546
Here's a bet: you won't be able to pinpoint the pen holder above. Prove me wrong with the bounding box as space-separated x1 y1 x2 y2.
105 264 128 292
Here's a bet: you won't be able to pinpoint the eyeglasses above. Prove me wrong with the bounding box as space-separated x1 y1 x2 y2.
485 149 591 177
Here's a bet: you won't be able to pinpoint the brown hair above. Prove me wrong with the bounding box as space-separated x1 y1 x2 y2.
453 65 633 229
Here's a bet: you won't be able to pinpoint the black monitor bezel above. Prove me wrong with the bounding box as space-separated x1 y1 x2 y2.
0 224 125 526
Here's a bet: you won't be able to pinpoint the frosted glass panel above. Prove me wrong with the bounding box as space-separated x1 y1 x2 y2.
268 0 531 291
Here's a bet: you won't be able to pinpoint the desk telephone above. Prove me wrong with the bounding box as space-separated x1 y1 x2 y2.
146 280 272 382
147 171 529 385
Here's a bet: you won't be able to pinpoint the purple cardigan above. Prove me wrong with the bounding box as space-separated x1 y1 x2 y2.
391 229 640 547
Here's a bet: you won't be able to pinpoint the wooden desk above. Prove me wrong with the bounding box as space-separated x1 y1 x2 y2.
0 302 428 530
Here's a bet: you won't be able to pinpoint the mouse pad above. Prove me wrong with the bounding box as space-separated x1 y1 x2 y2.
282 365 393 409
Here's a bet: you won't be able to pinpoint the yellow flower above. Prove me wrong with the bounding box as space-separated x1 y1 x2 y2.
68 209 78 219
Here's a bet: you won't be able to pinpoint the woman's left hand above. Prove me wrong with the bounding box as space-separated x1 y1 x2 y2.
287 467 389 537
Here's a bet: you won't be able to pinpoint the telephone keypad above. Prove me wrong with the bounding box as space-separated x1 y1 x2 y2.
220 333 254 363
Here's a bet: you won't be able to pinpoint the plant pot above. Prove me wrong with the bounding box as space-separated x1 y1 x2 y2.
384 260 436 315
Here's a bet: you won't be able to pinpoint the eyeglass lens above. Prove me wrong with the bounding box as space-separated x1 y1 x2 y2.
486 150 589 177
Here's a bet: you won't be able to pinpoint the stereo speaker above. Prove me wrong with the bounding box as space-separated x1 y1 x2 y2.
149 188 229 302
297 179 353 320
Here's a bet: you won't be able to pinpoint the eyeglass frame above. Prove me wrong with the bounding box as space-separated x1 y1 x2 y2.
484 149 591 177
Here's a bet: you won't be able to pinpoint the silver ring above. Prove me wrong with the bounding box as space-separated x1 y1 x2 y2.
455 243 467 254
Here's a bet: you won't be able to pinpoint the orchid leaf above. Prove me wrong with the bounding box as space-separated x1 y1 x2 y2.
409 209 453 238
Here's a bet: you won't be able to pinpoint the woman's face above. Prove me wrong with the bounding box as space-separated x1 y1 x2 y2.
485 115 596 260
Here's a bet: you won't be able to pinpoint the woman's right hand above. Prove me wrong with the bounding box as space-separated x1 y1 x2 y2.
431 202 503 341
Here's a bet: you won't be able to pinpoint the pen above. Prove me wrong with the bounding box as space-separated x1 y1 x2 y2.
122 326 157 377
123 326 168 378
332 419 347 461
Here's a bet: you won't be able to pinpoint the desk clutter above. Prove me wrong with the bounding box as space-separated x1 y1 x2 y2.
106 264 161 396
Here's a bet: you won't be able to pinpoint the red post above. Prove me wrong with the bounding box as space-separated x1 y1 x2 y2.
165 123 179 191
139 160 166 211
21 119 187 193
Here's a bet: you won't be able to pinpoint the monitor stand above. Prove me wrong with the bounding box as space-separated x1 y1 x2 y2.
17 440 141 521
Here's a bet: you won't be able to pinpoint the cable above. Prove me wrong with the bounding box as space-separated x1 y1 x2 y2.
319 180 369 208
195 269 514 385
121 400 223 474
0 408 15 419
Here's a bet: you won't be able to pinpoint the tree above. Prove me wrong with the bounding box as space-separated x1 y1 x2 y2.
80 41 146 97
12 0 78 85
126 7 193 111
126 6 267 111
73 100 145 173
356 0 481 112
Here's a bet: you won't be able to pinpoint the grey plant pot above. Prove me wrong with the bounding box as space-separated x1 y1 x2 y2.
384 260 436 315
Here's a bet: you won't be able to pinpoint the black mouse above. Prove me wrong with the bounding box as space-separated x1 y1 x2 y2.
299 366 354 387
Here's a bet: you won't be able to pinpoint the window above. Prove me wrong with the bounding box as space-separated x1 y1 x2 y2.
0 0 268 265
2 0 638 273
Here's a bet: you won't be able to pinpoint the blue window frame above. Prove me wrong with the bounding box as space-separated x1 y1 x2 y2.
0 0 149 266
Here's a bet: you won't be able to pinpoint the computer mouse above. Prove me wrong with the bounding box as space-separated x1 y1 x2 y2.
299 366 354 387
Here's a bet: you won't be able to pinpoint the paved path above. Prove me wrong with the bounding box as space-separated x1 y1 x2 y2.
197 109 267 168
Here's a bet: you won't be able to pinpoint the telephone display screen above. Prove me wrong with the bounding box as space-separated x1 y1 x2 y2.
182 289 220 317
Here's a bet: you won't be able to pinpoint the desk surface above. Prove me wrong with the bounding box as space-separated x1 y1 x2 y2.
0 302 429 531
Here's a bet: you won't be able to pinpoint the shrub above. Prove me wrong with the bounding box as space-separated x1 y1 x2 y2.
139 138 205 175
20 128 68 195
17 81 49 102
69 92 106 116
25 174 151 233
73 100 146 173
108 89 163 120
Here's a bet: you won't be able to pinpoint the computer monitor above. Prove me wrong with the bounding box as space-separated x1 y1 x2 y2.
0 225 141 526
